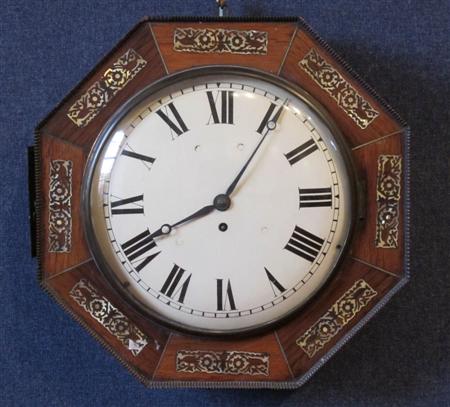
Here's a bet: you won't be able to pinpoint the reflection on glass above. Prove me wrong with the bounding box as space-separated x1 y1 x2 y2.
101 130 124 175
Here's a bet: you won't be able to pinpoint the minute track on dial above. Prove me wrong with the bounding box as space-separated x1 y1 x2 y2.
95 72 351 334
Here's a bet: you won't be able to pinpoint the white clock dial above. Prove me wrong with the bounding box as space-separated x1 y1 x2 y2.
86 69 354 334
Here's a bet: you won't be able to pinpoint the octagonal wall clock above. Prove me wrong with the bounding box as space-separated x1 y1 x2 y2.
30 16 410 388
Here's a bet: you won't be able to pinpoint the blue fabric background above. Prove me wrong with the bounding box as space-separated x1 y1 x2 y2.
1 0 449 405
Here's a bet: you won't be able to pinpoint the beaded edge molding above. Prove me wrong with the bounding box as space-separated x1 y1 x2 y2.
299 48 379 129
173 27 268 55
48 160 72 252
296 279 377 358
67 49 147 127
69 279 151 356
376 155 402 248
176 350 269 376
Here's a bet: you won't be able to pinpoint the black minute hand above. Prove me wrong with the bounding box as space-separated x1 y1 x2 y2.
225 100 288 196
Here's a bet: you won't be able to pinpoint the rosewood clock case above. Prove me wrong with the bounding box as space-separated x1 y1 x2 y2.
31 17 409 388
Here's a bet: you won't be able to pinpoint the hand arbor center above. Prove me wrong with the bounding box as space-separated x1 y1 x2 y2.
213 194 231 211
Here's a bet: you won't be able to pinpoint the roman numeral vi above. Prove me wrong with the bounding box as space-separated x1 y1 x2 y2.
216 279 237 311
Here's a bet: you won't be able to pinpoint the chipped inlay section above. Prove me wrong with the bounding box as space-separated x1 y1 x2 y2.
376 155 402 248
296 279 377 358
299 48 379 129
173 28 268 55
48 160 72 252
176 350 269 376
67 49 147 127
70 279 150 356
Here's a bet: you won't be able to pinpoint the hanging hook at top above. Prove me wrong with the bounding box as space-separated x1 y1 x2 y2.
216 0 228 17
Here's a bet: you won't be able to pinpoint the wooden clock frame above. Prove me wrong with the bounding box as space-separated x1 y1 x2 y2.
31 17 410 388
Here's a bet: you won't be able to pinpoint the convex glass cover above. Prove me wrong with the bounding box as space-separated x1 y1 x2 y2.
84 67 355 334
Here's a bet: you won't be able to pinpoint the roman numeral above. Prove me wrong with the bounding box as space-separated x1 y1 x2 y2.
156 102 189 138
111 194 144 215
299 187 332 208
207 90 234 125
160 265 191 304
285 226 324 263
216 279 236 311
265 268 286 296
285 139 318 165
256 102 277 134
121 229 160 272
121 149 155 166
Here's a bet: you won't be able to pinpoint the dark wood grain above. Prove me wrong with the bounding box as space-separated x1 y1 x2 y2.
151 22 297 74
38 22 167 150
351 133 404 275
44 260 169 383
40 135 90 278
279 29 405 148
154 332 292 382
276 257 400 377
